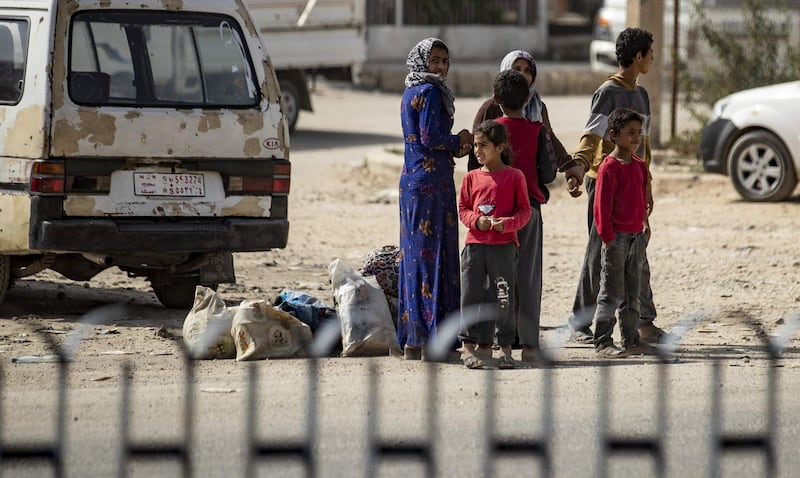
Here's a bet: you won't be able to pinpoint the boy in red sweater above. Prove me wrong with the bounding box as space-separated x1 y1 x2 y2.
592 108 651 357
494 69 556 363
458 120 531 369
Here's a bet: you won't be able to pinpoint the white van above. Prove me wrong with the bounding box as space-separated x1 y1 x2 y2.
0 0 291 307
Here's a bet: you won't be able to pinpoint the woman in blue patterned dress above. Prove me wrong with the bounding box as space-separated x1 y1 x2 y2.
397 38 473 360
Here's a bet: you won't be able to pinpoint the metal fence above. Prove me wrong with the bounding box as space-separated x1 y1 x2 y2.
0 308 796 477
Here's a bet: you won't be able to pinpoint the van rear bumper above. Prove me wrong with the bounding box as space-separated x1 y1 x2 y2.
31 218 289 253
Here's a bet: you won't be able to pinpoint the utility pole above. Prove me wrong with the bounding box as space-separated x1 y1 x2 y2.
627 0 665 148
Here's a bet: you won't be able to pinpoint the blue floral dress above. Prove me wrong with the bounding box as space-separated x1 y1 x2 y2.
398 83 461 349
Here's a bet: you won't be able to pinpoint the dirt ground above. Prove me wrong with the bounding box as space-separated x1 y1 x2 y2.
2 94 798 361
1 85 800 476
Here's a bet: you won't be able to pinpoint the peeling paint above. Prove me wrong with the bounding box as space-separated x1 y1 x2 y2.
160 0 184 12
198 113 222 133
99 0 112 7
52 111 117 155
243 137 261 157
124 111 141 120
0 195 32 252
220 196 269 216
63 196 98 216
51 3 69 110
235 0 259 37
237 111 264 135
6 106 46 158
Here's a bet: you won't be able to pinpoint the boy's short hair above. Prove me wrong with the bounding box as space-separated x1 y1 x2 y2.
608 108 643 136
616 27 653 67
493 69 529 111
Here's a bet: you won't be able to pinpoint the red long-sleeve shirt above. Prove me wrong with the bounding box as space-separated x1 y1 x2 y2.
495 117 554 205
458 166 531 247
594 154 647 244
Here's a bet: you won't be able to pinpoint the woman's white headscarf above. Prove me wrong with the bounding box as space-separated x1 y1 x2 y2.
500 50 543 122
405 38 456 117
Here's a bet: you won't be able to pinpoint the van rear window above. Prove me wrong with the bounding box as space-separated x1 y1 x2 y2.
0 19 28 104
69 11 259 108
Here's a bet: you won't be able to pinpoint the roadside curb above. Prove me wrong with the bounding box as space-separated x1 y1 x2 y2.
359 61 611 97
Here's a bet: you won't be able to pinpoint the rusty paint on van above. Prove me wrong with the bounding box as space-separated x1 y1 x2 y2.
5 106 47 158
198 113 222 133
0 196 32 251
220 196 270 216
124 111 141 120
235 1 259 37
243 137 260 157
63 195 99 216
52 112 117 154
237 112 263 135
160 0 184 11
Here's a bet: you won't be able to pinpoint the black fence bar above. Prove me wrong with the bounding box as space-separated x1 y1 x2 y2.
366 361 435 477
708 356 776 478
118 355 193 478
485 359 554 477
245 359 316 478
0 356 68 478
596 356 667 478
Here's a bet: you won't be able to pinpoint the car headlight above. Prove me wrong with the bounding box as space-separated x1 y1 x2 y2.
710 98 729 121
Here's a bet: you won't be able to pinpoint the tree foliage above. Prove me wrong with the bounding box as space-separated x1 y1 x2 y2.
668 0 800 154
682 0 800 118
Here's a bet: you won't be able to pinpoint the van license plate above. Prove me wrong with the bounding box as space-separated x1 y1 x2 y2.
133 173 205 197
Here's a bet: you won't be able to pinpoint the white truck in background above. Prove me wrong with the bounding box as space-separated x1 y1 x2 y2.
246 0 367 131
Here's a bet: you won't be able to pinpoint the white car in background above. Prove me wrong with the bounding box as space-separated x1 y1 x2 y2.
589 0 688 72
699 81 800 202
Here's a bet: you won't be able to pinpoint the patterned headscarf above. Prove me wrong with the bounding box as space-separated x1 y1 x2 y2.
405 38 456 117
500 50 543 122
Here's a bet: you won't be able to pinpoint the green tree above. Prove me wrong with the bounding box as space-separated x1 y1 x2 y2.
669 0 800 154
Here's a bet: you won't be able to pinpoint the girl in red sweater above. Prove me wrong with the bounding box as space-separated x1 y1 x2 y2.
457 120 531 369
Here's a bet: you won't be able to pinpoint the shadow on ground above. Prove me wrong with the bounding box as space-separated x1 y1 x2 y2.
290 129 401 152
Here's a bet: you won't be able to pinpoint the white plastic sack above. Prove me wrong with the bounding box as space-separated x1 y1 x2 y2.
231 299 313 361
182 286 236 359
329 258 400 357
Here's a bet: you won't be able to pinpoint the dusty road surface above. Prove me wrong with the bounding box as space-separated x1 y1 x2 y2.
2 83 800 477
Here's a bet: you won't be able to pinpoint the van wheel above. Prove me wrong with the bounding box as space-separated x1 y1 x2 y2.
278 79 300 132
0 255 10 304
152 278 217 309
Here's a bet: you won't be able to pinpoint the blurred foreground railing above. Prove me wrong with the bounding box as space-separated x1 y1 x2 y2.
1 306 797 478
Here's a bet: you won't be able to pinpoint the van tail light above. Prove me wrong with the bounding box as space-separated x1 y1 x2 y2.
272 177 290 194
30 161 65 195
272 162 290 195
227 162 291 195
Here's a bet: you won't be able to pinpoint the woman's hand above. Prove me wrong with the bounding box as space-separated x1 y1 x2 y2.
455 129 473 157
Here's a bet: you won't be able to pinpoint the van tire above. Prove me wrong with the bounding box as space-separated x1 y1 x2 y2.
152 278 217 309
278 79 300 132
0 255 10 304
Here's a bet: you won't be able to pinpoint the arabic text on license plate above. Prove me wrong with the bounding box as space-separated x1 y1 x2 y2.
134 173 205 197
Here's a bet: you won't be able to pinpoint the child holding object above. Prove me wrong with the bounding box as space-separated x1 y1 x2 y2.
458 120 531 369
592 108 653 357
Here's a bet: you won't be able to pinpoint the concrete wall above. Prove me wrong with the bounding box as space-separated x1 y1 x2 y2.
366 25 548 63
